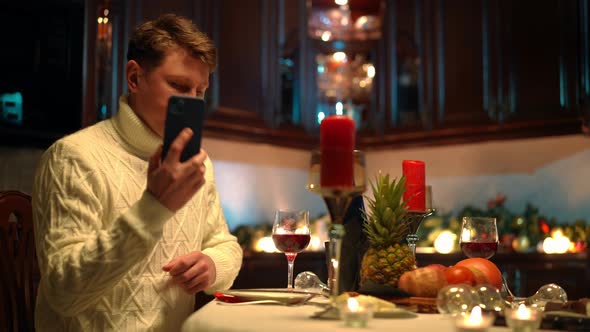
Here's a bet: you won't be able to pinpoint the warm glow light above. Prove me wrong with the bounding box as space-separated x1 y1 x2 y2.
460 228 471 242
542 230 571 254
332 52 347 62
568 242 576 252
340 16 349 26
456 304 493 330
309 235 322 251
321 31 332 41
97 17 103 24
543 237 556 253
256 236 278 253
103 9 109 16
554 236 570 253
359 80 367 88
466 306 483 326
294 226 310 234
347 297 359 312
332 259 339 269
366 65 375 78
516 304 532 319
434 231 456 254
335 0 348 5
104 17 109 24
355 16 368 29
273 227 288 235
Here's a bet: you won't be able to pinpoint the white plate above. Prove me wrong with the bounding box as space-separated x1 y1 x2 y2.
374 307 418 319
215 289 317 305
311 306 417 320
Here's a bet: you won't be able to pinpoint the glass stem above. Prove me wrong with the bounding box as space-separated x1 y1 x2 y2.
406 234 418 259
328 224 345 305
286 253 297 289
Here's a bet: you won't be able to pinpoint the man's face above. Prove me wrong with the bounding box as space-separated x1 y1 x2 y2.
129 47 210 137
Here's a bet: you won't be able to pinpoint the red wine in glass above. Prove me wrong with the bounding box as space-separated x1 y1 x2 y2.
460 217 499 259
272 234 311 254
460 241 498 259
272 210 311 289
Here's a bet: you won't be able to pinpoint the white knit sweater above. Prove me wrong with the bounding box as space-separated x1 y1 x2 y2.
32 96 242 331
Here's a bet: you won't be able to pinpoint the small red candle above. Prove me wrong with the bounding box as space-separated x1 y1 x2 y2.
320 116 355 187
402 160 425 211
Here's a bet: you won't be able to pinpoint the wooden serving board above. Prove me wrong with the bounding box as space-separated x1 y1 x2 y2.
387 297 438 314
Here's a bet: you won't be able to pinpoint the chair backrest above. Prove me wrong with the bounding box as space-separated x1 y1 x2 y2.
0 190 37 331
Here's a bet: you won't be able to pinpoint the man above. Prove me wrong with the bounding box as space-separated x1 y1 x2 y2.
32 14 242 331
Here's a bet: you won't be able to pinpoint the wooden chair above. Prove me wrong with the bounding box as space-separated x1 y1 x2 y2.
0 191 37 331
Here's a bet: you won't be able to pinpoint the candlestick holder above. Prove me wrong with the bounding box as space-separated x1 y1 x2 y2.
405 209 435 260
308 150 366 307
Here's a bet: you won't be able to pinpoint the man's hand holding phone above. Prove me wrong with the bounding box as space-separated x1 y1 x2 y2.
147 128 207 212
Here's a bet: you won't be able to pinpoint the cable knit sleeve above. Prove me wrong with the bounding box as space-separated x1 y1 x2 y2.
200 158 243 292
32 141 174 317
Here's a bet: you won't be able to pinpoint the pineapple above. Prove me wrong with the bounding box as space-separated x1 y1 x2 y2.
360 174 416 288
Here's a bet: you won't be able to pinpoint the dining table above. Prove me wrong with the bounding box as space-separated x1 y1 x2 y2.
180 297 562 332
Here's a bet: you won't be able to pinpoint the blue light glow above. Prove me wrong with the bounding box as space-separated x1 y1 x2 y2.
317 111 325 124
0 92 23 125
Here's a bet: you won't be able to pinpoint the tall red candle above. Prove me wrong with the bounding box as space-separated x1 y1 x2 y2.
320 116 355 187
402 160 426 211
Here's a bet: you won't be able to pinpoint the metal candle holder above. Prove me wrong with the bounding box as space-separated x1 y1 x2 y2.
307 150 366 307
405 209 435 260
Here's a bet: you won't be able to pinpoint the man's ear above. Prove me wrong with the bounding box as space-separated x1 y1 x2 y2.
126 60 141 92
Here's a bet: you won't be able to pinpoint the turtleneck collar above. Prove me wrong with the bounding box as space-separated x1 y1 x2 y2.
112 95 162 159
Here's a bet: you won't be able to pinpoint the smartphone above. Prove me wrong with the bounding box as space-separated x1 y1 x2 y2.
161 96 205 162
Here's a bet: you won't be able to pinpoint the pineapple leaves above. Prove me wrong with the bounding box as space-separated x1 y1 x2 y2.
362 173 409 247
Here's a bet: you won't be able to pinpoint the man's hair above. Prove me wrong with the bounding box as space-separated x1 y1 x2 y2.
127 13 217 73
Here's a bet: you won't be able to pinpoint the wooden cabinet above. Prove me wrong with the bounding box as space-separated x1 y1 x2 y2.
7 0 584 149
202 0 316 149
101 0 589 152
364 0 585 149
134 0 317 149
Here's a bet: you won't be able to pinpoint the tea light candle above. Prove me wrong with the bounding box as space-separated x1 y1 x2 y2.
505 304 543 332
455 306 494 332
339 297 374 328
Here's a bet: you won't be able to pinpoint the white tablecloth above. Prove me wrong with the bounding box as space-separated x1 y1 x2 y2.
181 300 526 332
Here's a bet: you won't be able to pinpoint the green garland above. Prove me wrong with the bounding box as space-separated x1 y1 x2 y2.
232 195 590 253
417 194 590 251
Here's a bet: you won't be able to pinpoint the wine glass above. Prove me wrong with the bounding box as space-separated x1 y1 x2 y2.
272 209 311 289
460 217 499 259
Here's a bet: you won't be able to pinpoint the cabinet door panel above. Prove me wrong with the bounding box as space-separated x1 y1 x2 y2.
140 0 195 20
436 0 489 127
506 0 561 117
110 0 585 150
217 0 263 113
503 0 577 122
394 0 422 128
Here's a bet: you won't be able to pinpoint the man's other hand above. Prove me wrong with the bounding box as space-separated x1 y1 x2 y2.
162 251 217 295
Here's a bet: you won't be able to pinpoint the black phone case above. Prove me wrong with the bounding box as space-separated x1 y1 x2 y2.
161 96 205 162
